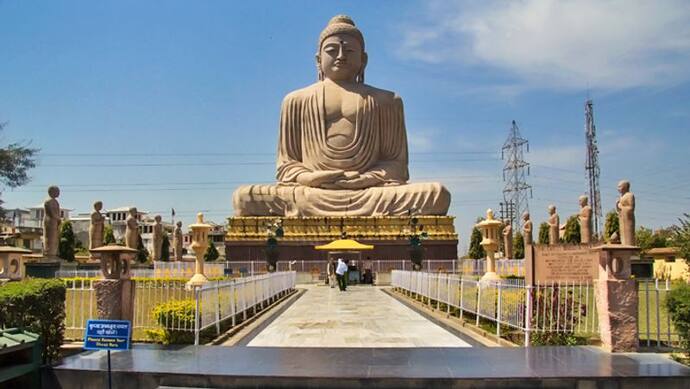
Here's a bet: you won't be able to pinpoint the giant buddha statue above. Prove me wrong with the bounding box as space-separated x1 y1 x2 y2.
232 15 451 217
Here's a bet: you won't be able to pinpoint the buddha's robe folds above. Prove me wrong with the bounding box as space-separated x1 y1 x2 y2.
232 82 451 216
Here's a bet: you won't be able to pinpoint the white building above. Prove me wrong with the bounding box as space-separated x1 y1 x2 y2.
0 207 72 252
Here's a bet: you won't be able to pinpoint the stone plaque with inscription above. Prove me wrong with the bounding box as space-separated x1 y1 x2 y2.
532 244 598 283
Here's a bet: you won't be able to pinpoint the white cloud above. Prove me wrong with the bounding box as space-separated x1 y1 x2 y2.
402 0 690 90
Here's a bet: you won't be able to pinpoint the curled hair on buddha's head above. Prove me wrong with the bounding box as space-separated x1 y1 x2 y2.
316 15 366 83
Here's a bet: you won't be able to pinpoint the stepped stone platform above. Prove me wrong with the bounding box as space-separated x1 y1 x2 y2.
48 345 690 388
225 215 458 261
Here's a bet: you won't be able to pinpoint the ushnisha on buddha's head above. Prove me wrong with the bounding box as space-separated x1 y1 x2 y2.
315 15 368 83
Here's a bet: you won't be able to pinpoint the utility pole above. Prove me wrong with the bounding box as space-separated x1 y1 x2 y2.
502 120 532 230
585 99 602 238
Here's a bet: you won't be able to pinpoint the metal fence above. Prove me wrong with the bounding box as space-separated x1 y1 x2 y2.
638 278 679 348
153 261 225 278
459 259 525 277
64 271 296 343
57 269 156 278
391 270 598 346
225 259 460 276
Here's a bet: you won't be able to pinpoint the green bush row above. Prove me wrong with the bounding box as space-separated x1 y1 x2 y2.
0 279 66 363
667 283 690 356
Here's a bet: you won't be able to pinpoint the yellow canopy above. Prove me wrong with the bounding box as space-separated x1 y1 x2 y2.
314 239 374 251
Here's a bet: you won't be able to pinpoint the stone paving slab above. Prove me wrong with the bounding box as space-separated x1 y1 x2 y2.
247 285 472 347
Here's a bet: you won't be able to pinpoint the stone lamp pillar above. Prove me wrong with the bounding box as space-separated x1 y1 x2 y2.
0 246 31 281
593 244 640 352
186 213 211 288
90 245 138 322
476 209 503 282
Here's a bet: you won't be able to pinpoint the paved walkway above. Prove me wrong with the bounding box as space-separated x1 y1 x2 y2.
247 285 472 348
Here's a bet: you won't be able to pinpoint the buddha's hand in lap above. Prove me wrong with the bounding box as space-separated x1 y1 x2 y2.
330 175 382 190
296 170 345 188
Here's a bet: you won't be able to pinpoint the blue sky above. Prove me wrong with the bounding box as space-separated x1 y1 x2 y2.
1 0 689 254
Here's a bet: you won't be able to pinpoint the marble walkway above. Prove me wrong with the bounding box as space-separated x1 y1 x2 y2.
247 285 472 348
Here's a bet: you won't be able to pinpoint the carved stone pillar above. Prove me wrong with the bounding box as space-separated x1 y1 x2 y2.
593 244 639 352
91 246 138 322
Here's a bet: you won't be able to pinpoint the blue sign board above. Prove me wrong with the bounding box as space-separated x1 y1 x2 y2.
84 320 131 351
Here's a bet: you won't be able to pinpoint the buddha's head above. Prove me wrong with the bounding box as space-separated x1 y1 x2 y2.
155 215 162 223
522 211 530 221
129 207 137 217
316 15 367 83
548 205 556 215
579 195 588 207
94 201 103 211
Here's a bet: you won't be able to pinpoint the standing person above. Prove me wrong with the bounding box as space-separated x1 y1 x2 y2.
336 257 348 291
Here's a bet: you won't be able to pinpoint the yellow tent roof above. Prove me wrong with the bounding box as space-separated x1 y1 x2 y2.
314 239 374 251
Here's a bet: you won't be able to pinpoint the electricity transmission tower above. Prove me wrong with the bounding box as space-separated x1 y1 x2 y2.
584 99 602 238
501 120 532 229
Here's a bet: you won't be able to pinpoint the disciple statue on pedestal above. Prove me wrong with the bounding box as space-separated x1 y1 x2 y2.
173 221 184 261
548 205 560 245
125 207 139 249
232 15 450 217
42 186 61 257
579 195 593 244
152 215 163 261
616 180 636 246
89 201 105 250
502 221 513 259
522 212 533 245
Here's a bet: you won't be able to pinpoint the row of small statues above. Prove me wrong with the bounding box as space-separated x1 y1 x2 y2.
502 180 635 258
41 185 186 261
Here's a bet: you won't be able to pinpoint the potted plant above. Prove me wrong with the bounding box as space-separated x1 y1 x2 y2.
264 218 284 272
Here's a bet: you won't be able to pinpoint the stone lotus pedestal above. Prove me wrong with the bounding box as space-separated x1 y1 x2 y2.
593 244 639 352
0 246 31 281
90 245 137 322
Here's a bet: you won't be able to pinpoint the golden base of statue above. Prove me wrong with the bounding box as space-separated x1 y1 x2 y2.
225 215 458 261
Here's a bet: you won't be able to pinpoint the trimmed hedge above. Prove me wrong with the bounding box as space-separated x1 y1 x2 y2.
0 279 66 363
147 299 196 344
667 283 690 355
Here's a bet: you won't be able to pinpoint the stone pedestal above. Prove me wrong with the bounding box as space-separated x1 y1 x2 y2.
94 279 136 322
593 245 639 352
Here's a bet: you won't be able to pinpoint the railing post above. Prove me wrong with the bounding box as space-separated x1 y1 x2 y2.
476 282 481 327
524 285 532 347
194 286 200 346
459 277 464 321
496 283 502 338
215 281 221 336
231 282 236 327
447 275 451 316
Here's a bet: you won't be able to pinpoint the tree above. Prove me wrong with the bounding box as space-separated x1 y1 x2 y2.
538 222 550 244
468 220 485 259
604 210 619 243
204 239 219 262
563 215 581 244
135 235 149 263
160 234 170 261
513 231 525 259
0 122 38 218
672 213 690 262
637 226 670 255
103 224 116 245
58 220 75 262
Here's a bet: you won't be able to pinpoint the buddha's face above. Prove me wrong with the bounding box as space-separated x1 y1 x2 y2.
318 33 366 82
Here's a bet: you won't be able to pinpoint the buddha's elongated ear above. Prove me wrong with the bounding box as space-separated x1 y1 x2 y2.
357 52 368 83
315 53 324 81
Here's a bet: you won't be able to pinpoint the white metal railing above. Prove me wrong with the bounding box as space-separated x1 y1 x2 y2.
459 259 525 277
153 261 225 278
638 278 679 348
57 269 162 279
193 271 296 344
391 270 598 345
63 271 296 343
225 259 459 276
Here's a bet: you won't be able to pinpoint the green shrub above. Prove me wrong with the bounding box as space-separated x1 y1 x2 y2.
538 222 550 244
58 220 76 261
667 283 690 356
149 299 195 344
563 215 581 244
0 279 66 363
204 240 219 262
